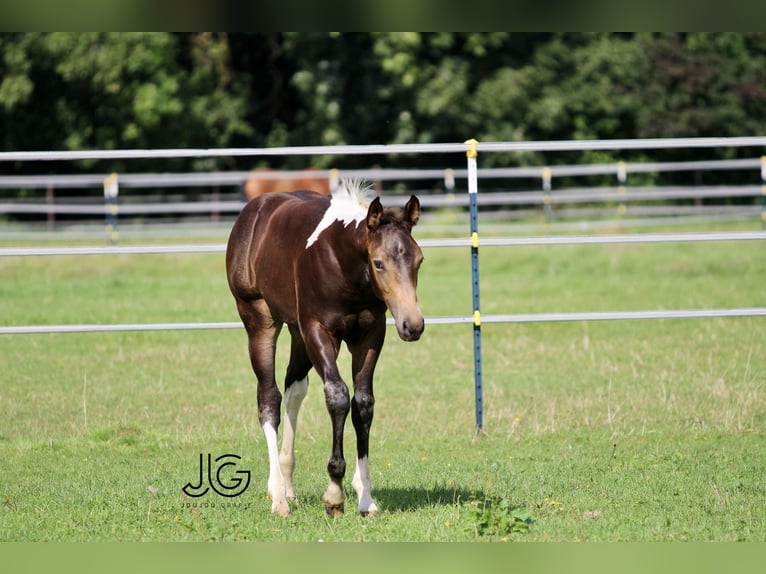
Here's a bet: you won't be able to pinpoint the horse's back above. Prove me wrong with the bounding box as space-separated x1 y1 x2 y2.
226 190 328 302
231 189 326 244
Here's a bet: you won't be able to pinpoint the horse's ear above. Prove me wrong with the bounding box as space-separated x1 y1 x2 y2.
366 196 383 230
404 195 420 228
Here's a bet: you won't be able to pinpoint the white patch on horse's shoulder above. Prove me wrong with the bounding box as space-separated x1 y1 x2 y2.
305 179 374 248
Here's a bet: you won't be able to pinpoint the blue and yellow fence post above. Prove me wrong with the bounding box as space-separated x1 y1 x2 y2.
465 138 483 433
103 173 119 244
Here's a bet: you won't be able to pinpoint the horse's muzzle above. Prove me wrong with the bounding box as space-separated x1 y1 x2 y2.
397 317 424 342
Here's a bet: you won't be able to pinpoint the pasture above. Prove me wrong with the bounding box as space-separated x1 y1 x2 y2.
1 220 764 541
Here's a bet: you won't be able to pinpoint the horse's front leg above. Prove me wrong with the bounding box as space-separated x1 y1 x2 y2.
349 319 385 516
303 321 349 516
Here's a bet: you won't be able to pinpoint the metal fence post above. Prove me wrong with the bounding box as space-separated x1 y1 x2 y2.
103 173 119 244
617 160 628 217
46 183 55 229
542 166 553 224
465 139 483 433
761 156 766 228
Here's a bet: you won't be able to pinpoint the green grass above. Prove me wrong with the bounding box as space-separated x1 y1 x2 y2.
1 221 765 541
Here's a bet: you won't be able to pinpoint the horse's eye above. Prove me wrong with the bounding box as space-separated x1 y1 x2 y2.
373 260 384 270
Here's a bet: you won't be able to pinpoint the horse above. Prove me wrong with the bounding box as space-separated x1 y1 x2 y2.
225 180 424 516
242 167 331 202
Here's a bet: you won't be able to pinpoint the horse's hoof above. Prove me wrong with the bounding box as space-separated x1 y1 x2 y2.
272 498 290 517
360 508 379 518
325 502 344 517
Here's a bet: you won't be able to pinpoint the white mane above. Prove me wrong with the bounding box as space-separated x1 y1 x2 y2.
331 178 375 208
305 179 375 248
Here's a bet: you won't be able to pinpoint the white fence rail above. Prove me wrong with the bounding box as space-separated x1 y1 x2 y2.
2 230 766 258
0 157 764 190
3 308 766 336
0 185 762 214
2 136 766 163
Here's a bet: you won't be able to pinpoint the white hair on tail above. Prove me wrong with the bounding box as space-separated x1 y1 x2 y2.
306 179 375 248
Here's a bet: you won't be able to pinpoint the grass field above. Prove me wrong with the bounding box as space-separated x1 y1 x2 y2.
1 220 765 541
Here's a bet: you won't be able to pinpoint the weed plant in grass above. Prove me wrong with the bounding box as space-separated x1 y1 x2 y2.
1 223 764 540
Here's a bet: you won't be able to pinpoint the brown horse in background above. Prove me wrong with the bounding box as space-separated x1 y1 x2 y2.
243 168 331 201
226 180 424 516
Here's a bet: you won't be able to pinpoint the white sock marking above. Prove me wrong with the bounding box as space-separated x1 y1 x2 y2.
352 455 379 515
263 422 289 515
306 180 373 248
323 479 345 511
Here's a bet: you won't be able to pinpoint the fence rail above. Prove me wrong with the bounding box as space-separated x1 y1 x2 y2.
1 157 764 190
1 184 762 215
2 230 765 258
3 308 765 336
2 136 766 163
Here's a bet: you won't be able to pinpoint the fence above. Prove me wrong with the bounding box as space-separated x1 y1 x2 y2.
2 157 765 232
2 137 766 432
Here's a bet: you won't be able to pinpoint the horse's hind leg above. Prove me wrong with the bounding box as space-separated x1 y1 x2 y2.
279 326 311 499
236 298 289 516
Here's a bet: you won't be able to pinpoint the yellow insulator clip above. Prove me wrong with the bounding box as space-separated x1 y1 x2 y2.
464 138 478 158
471 231 479 248
473 310 481 327
542 167 552 192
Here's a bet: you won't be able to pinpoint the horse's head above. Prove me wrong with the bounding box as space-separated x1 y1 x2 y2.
365 195 425 342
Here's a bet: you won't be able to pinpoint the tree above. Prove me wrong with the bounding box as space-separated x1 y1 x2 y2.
0 33 253 172
637 33 766 144
3 32 766 179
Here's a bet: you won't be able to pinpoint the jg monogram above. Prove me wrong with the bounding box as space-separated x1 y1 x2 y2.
182 453 251 498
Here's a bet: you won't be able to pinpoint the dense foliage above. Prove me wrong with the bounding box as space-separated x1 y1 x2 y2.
2 32 766 173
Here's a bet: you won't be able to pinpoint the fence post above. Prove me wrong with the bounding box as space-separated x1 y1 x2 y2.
46 183 55 229
617 160 627 217
761 156 766 228
444 167 455 194
542 166 553 224
103 173 119 244
329 168 339 192
465 139 483 433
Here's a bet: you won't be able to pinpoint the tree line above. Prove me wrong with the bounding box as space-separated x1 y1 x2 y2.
2 32 766 182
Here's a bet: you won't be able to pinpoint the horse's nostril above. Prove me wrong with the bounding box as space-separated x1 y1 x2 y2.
398 318 423 341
